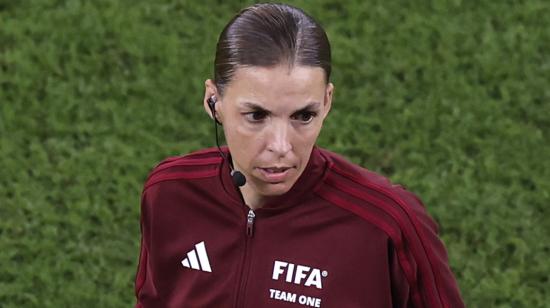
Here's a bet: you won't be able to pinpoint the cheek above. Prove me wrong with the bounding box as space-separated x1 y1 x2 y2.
295 123 323 145
223 123 264 166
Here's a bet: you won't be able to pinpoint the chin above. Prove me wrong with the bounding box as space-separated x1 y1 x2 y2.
258 182 294 196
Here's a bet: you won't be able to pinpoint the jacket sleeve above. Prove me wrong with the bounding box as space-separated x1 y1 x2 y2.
389 240 411 307
390 187 465 308
134 190 159 307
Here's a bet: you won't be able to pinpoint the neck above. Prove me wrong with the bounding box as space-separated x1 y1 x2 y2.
230 157 266 210
239 183 266 210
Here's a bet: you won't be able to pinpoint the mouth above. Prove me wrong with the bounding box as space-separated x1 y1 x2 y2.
262 167 291 173
257 166 294 182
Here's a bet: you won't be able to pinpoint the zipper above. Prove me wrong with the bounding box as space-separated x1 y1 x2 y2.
234 209 255 307
246 209 255 237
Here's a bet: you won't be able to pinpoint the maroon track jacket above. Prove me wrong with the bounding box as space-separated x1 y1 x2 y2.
135 147 464 307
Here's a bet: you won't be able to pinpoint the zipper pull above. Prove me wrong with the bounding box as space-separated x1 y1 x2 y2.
246 209 255 237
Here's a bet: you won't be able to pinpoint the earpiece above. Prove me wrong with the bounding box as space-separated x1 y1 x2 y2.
207 96 221 125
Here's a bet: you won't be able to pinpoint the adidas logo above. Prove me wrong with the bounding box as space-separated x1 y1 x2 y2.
181 241 212 272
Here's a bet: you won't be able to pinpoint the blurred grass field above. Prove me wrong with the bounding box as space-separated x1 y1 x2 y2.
1 0 549 307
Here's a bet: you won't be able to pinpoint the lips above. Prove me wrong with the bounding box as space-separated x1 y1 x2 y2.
257 166 293 182
262 167 290 173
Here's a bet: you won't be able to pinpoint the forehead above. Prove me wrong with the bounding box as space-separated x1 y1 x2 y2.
223 64 326 108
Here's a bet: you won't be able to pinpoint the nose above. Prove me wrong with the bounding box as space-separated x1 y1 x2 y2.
266 121 292 157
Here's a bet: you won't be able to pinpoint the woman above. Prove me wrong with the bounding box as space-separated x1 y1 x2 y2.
135 3 464 307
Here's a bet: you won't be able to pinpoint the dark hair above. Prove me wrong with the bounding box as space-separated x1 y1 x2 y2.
214 3 331 96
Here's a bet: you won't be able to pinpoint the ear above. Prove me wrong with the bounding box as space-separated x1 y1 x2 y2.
322 82 334 119
204 79 220 122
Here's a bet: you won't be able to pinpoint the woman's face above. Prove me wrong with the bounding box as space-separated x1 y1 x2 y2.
205 64 333 202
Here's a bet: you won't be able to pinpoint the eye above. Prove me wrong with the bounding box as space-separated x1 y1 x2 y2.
292 111 317 124
244 110 268 123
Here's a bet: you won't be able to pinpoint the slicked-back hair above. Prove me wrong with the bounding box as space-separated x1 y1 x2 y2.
214 3 331 96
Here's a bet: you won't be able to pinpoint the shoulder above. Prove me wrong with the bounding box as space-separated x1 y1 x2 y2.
318 148 402 191
318 147 423 203
316 147 439 241
142 147 223 193
317 148 457 305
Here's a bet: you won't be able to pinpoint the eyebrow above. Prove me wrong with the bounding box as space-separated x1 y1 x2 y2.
241 102 321 113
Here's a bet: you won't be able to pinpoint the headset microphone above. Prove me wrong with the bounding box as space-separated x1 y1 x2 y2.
208 96 247 187
230 169 246 187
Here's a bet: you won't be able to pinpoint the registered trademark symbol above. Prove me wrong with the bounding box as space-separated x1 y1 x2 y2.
322 270 328 277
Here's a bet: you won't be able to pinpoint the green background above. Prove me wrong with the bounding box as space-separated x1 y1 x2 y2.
1 0 549 306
